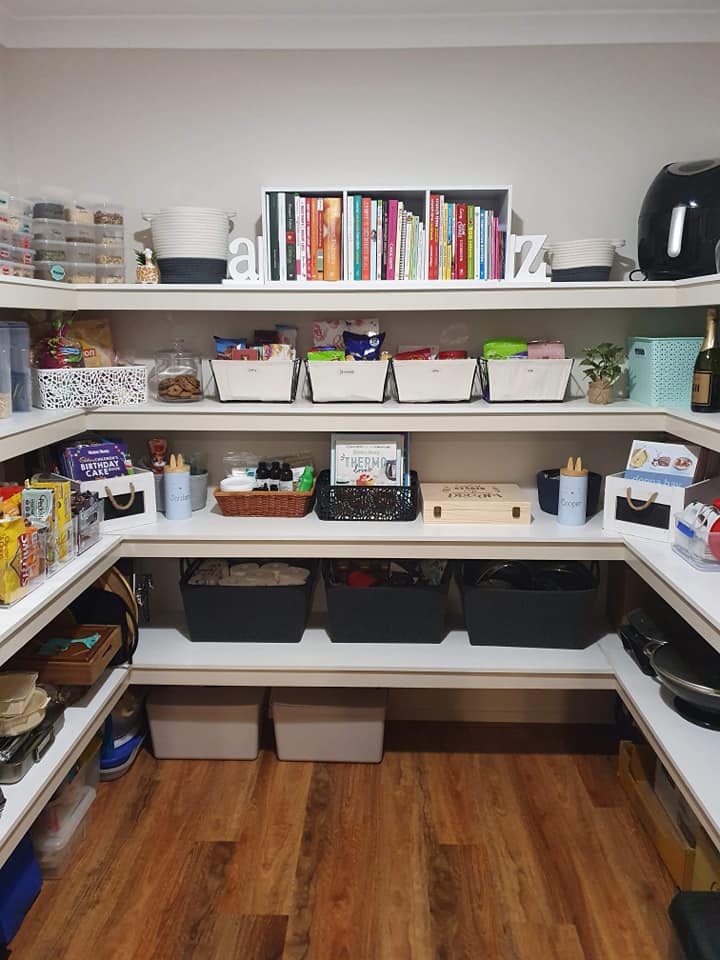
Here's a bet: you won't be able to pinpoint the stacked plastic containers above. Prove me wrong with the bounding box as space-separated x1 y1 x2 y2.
31 193 125 284
0 322 32 418
0 191 34 279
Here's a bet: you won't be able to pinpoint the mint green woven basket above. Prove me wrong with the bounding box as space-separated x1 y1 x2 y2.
627 337 702 407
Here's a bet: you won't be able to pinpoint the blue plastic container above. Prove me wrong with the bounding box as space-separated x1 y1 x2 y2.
627 336 703 407
0 835 41 944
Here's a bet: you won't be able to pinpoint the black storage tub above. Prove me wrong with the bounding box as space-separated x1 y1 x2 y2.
180 559 317 643
460 561 599 649
324 561 451 644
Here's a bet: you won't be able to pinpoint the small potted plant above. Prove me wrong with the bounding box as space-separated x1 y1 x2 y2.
581 342 625 405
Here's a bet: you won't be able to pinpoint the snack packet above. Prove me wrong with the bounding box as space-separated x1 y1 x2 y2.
343 331 385 361
70 318 118 367
214 336 247 359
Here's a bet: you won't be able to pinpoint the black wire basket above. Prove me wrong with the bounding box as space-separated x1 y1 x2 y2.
315 470 419 521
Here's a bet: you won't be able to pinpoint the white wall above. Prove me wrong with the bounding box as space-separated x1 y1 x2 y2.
0 47 15 179
4 44 720 268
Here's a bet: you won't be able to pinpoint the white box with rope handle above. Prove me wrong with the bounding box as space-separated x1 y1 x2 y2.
602 473 720 543
80 467 157 532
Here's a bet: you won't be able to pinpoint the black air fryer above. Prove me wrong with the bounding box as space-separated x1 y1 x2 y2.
638 158 720 280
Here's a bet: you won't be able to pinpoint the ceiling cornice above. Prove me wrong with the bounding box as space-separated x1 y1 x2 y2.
1 7 719 49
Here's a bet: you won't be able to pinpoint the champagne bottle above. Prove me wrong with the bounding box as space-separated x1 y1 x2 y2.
691 307 720 412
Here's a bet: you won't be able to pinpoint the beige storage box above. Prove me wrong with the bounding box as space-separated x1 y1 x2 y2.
147 686 265 759
270 687 386 763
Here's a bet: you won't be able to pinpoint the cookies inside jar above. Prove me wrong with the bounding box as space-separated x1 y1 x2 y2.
154 339 204 403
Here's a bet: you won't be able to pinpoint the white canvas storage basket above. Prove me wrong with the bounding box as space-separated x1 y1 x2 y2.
80 467 157 531
210 359 300 402
33 366 148 409
270 687 387 762
147 686 265 759
305 359 389 403
603 473 720 543
392 358 478 402
480 358 572 402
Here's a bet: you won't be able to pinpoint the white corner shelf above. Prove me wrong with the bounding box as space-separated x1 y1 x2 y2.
0 667 129 871
131 623 613 689
601 633 720 852
0 408 86 461
1 273 720 313
0 537 122 668
118 491 624 560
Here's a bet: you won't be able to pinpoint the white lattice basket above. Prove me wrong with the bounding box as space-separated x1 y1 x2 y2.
32 366 149 409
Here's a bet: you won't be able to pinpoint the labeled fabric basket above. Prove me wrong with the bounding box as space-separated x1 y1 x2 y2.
33 366 148 409
315 470 419 521
305 360 389 403
213 481 316 518
479 358 572 402
391 358 479 403
210 359 301 403
627 337 703 407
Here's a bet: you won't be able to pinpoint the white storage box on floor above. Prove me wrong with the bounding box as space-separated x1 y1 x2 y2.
147 686 265 759
270 687 387 763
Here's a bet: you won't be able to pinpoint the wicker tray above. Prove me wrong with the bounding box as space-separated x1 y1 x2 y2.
213 482 316 518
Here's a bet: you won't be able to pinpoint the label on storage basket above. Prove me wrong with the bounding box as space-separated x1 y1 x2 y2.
306 360 389 403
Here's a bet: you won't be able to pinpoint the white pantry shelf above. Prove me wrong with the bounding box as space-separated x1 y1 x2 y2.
0 537 121 668
1 273 720 312
86 396 666 435
119 491 623 560
0 408 86 462
131 624 613 689
0 667 129 871
601 634 720 852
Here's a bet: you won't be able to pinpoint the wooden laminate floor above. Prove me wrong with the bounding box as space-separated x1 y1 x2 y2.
13 724 678 960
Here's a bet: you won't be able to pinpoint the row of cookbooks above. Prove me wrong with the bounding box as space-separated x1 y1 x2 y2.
347 195 425 281
428 195 506 280
266 192 343 282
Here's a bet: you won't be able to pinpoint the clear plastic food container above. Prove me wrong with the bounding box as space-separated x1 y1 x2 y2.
96 263 124 284
0 244 33 265
97 223 124 244
64 200 95 225
3 230 33 249
34 261 67 282
96 242 123 265
66 262 96 284
7 196 32 219
0 262 35 279
1 215 31 235
65 241 96 264
65 221 96 244
32 238 67 262
94 201 124 226
31 218 67 241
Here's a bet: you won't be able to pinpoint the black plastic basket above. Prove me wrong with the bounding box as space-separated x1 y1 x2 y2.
324 561 451 644
315 470 419 521
459 561 599 649
180 559 317 643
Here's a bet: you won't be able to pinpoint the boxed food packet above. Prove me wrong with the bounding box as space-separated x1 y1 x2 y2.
0 518 44 605
69 318 117 368
30 474 74 564
22 485 57 574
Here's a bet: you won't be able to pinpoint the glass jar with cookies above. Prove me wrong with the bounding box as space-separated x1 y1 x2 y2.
154 340 203 403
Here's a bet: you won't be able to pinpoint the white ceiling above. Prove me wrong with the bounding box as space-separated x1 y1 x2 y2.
1 0 719 48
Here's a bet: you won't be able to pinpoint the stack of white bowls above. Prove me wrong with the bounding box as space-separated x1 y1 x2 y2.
141 207 233 283
547 238 625 282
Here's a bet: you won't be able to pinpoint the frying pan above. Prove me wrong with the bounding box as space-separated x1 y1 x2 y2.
643 639 720 714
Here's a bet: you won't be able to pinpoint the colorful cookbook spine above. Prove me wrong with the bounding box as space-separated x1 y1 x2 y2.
447 203 455 280
305 197 312 280
381 200 389 280
429 194 440 280
386 199 398 281
353 194 362 281
361 196 371 281
370 199 378 281
456 204 467 280
375 200 383 280
467 205 475 280
278 192 286 281
323 197 342 281
296 196 306 280
268 192 280 282
285 193 297 281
